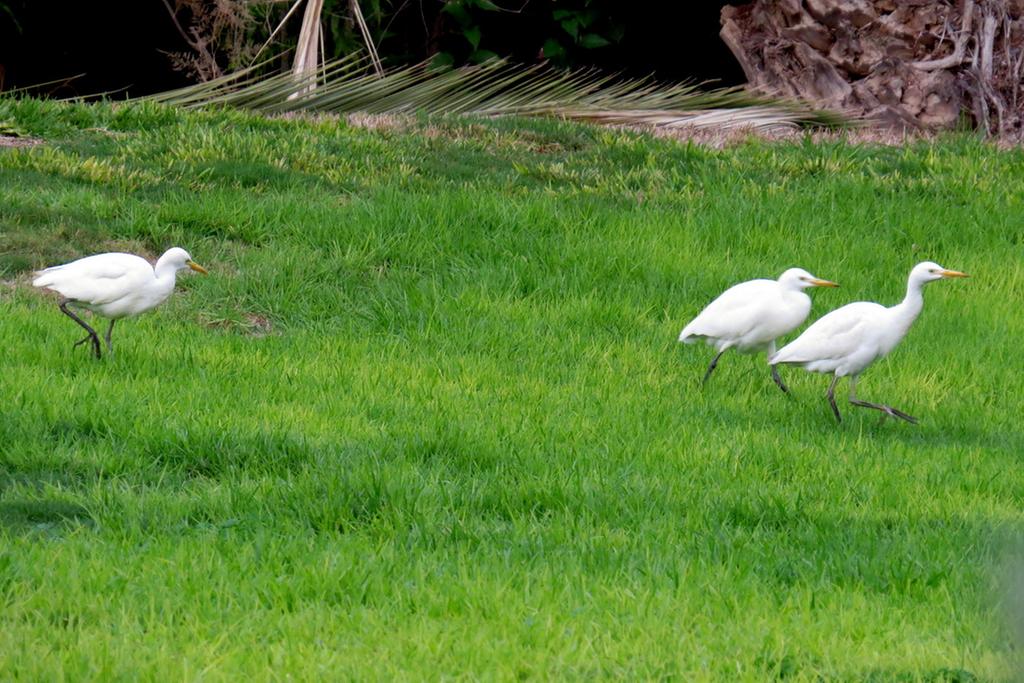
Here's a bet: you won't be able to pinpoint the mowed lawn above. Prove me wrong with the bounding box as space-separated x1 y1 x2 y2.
1 98 1023 680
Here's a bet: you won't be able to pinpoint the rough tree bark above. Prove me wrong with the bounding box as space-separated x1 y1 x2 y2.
721 0 1024 138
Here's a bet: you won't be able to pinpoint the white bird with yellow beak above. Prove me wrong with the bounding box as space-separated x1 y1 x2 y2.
770 261 968 424
678 267 839 392
33 247 208 359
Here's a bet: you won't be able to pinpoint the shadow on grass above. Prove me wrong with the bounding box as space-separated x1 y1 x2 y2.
139 425 316 478
0 466 101 496
31 411 316 479
756 649 978 681
0 499 94 534
727 384 1023 451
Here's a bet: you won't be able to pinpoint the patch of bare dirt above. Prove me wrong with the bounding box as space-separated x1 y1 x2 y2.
641 122 951 148
243 313 273 336
0 279 17 300
200 312 275 337
344 112 409 132
0 136 42 148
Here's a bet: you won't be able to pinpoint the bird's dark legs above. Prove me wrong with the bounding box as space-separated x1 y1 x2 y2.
767 344 789 394
848 377 918 424
702 347 790 393
59 300 101 359
849 401 917 423
75 320 115 356
827 375 842 423
771 365 790 394
104 319 116 356
702 350 726 385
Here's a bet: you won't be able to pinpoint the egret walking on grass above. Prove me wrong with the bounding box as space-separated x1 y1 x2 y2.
678 268 838 392
769 261 968 424
33 248 208 359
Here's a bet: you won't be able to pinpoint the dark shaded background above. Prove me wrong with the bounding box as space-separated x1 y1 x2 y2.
0 0 744 97
0 0 194 96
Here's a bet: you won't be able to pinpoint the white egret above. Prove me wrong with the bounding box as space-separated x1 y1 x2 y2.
770 261 968 424
678 268 838 392
32 247 208 359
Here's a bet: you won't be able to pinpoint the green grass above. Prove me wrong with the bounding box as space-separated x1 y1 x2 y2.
1 97 1023 681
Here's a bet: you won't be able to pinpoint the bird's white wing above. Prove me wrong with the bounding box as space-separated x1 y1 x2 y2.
771 302 883 364
33 253 154 305
679 279 774 341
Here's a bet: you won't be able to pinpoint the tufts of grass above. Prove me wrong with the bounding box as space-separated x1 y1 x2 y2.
0 97 1023 679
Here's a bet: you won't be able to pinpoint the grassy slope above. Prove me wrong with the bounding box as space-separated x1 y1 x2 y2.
1 98 1023 680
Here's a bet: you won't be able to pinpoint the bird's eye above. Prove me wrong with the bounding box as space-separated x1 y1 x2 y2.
928 269 937 273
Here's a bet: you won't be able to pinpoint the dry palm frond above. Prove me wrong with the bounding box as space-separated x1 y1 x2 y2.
146 58 844 130
250 0 307 66
350 0 383 77
568 107 813 134
290 0 324 98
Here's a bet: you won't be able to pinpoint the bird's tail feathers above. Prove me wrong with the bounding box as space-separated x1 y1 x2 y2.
678 328 703 344
678 318 707 343
769 348 800 366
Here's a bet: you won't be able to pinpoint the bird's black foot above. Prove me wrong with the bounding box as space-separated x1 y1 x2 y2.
700 351 725 387
770 366 789 394
883 405 918 424
59 301 102 359
850 399 918 425
829 399 842 423
77 336 101 359
71 338 101 358
827 378 843 423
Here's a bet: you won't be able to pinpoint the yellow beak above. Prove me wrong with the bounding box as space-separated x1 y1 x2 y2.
939 269 969 278
810 279 839 288
187 260 209 275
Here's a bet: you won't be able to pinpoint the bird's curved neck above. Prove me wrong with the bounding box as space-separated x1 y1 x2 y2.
153 256 180 282
889 276 925 332
778 279 802 293
783 288 811 306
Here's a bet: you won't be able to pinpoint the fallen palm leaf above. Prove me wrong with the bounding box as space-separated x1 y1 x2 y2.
146 57 845 131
